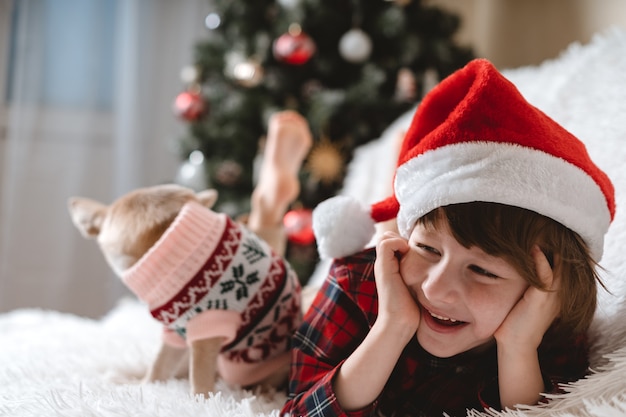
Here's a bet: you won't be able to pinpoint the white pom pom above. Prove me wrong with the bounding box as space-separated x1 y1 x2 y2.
312 195 376 259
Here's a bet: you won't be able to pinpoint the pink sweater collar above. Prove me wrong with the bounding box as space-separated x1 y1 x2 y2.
122 201 227 308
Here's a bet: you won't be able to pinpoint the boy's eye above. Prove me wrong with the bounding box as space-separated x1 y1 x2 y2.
416 243 440 256
469 265 500 279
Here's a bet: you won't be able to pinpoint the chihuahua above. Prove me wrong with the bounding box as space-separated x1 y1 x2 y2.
68 184 301 396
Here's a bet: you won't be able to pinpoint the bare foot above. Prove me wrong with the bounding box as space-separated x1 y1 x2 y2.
249 111 313 231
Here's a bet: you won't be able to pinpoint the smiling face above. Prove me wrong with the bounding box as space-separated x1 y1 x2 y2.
400 218 529 358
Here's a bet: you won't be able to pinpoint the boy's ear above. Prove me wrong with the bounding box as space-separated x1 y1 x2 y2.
195 189 219 209
67 197 108 239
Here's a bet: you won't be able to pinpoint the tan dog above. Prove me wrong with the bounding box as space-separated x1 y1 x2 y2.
68 184 301 396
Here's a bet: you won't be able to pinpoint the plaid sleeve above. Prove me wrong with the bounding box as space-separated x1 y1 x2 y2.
539 330 590 397
477 328 591 411
281 251 378 417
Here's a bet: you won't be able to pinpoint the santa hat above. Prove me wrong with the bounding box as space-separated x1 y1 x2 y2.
313 58 615 261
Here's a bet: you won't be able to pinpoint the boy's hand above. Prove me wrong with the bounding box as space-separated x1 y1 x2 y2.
494 246 561 351
334 231 420 410
495 246 561 407
374 232 421 341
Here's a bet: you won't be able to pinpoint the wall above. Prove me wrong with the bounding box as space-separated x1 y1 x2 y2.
427 0 626 69
0 0 209 319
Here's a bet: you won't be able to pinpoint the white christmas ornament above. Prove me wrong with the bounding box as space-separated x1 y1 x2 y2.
205 12 221 30
175 150 208 191
277 0 301 9
339 28 373 63
180 65 199 84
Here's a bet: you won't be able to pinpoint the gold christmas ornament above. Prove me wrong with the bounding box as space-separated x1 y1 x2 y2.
232 58 264 87
306 137 345 184
214 159 243 186
225 52 265 87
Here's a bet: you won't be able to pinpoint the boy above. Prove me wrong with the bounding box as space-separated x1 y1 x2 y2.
283 59 614 416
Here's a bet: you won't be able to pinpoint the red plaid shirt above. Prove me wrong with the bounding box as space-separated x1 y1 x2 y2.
282 248 590 417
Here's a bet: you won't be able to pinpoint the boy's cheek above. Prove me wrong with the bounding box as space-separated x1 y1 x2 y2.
399 259 424 288
407 287 421 305
400 249 428 272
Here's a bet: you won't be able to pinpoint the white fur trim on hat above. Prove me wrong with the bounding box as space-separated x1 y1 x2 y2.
395 142 612 261
312 195 376 259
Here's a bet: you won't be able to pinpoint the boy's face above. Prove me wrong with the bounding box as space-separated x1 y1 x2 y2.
401 221 529 358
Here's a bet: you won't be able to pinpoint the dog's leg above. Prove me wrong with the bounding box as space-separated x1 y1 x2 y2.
189 336 225 396
144 342 188 383
171 349 190 379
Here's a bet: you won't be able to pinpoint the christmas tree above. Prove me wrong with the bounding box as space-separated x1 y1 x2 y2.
173 0 473 280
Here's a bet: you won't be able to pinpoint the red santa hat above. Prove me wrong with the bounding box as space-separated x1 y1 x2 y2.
313 58 615 261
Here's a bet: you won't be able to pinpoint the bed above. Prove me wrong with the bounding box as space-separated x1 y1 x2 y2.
1 28 625 417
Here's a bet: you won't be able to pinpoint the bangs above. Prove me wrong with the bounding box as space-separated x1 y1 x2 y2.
416 202 551 278
417 202 536 252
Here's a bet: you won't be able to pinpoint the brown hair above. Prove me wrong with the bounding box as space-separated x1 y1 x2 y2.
417 202 603 335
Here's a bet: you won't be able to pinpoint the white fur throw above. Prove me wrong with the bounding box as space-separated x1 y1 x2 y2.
2 28 626 417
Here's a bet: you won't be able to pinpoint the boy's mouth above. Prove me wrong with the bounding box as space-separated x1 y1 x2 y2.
426 309 466 327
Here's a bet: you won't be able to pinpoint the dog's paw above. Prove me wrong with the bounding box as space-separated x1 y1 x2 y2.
103 367 146 385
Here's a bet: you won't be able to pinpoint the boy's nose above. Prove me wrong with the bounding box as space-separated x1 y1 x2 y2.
421 263 459 304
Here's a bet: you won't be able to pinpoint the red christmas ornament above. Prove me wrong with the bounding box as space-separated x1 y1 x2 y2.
273 24 316 65
173 89 206 121
283 208 315 245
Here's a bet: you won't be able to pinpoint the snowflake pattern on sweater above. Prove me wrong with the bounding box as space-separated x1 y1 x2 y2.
123 202 302 378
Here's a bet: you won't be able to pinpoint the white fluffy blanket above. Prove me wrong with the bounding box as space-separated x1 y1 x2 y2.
2 28 626 417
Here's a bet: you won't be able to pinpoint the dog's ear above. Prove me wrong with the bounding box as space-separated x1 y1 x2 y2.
67 197 108 239
195 189 219 209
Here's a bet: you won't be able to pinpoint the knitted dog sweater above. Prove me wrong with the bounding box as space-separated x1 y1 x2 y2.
122 201 302 386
